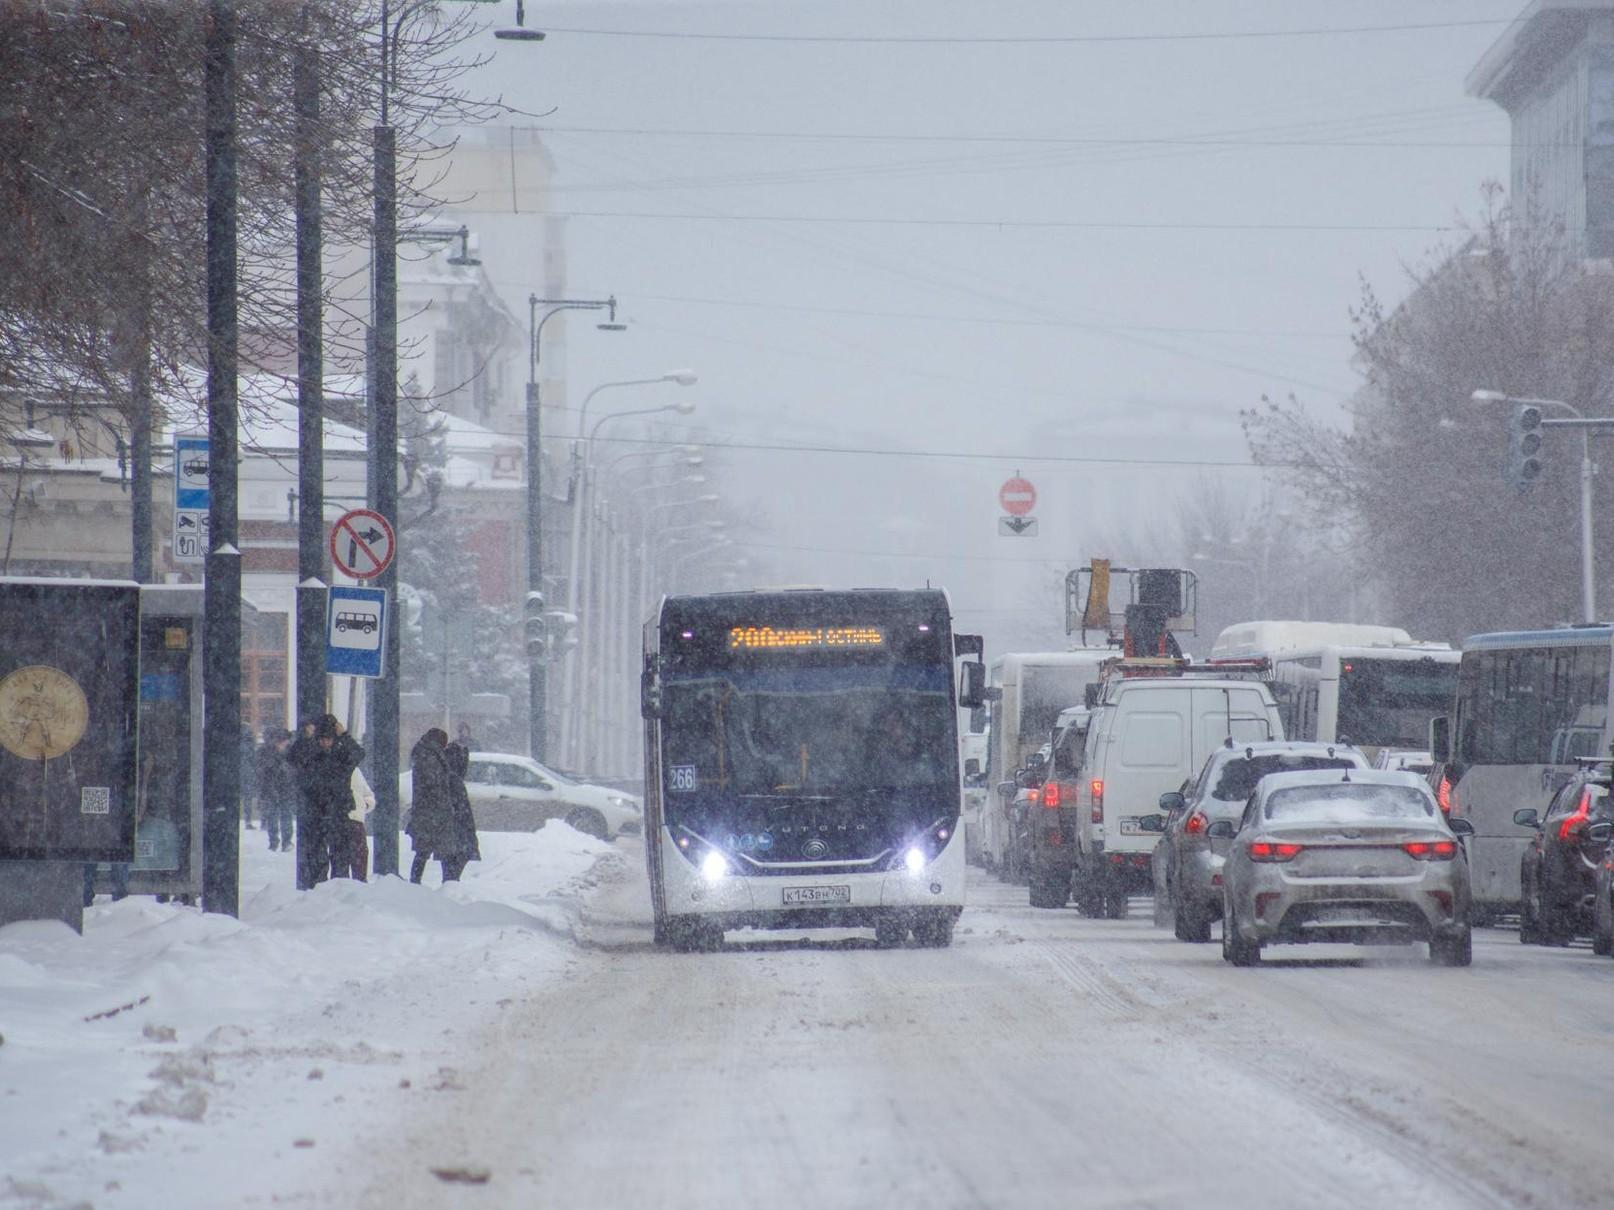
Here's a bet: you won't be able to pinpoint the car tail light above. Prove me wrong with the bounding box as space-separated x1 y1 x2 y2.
1426 890 1453 915
1403 840 1458 861
1249 841 1302 863
1090 779 1104 824
1041 781 1062 809
1255 892 1282 919
1559 789 1592 842
1184 810 1208 836
1045 828 1062 846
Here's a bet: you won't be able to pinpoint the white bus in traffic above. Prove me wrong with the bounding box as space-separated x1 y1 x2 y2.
640 588 984 950
1432 626 1612 915
1211 621 1459 763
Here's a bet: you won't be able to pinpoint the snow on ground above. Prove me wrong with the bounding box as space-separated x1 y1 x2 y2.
0 823 623 1210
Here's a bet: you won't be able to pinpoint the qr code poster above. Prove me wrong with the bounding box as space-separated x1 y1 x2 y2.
0 580 139 861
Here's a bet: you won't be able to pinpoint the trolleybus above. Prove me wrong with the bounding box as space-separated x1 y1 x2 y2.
640 588 984 950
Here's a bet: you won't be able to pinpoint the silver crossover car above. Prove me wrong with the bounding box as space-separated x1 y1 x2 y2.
1216 769 1474 967
1144 740 1367 942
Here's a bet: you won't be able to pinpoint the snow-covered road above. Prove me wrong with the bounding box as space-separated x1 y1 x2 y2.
356 862 1614 1210
7 839 1614 1209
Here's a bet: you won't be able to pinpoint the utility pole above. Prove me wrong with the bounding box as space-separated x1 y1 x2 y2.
294 36 327 731
202 0 242 917
368 13 401 876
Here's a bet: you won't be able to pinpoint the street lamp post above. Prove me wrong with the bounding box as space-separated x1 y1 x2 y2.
523 295 621 762
559 390 696 768
367 0 537 875
1472 389 1612 624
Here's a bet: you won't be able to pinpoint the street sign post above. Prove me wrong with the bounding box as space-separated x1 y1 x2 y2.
998 475 1038 537
325 585 388 679
328 508 395 582
172 435 210 564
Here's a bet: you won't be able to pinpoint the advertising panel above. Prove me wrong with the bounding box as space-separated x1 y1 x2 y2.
0 579 140 861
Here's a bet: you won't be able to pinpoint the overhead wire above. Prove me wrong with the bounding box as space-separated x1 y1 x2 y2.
535 18 1518 45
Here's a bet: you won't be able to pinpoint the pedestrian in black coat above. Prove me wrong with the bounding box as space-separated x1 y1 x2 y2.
258 729 298 852
441 741 481 881
408 728 471 883
288 714 366 890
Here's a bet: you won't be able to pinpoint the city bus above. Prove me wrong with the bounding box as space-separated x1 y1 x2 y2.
1211 622 1459 763
640 588 984 951
1432 626 1613 915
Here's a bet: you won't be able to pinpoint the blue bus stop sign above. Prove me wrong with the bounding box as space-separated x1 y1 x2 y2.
326 586 387 679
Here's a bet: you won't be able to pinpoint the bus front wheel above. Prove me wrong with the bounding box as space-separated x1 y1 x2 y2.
911 912 955 948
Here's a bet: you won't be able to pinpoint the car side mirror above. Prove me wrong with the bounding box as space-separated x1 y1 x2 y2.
1512 808 1539 829
1158 791 1185 813
958 660 989 709
996 780 1017 801
639 669 662 720
1586 821 1613 844
1447 816 1475 837
1206 820 1236 840
1136 813 1165 833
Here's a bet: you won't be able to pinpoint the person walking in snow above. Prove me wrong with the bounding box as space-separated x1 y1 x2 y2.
288 714 365 889
407 728 469 883
441 741 481 882
258 729 298 852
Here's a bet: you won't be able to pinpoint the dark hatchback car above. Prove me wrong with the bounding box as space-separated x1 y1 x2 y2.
1514 764 1614 946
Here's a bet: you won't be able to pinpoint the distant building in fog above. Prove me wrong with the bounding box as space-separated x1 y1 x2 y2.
1468 1 1614 260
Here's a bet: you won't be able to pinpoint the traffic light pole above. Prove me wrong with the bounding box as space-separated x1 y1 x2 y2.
1538 416 1609 625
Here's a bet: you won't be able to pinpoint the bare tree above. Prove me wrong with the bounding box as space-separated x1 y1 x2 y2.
1243 189 1614 641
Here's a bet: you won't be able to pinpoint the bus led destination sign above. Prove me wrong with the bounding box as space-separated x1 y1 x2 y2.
729 626 886 651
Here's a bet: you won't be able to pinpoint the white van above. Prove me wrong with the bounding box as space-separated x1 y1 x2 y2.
1072 676 1284 916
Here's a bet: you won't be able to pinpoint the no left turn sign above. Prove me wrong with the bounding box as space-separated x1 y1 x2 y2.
329 508 396 581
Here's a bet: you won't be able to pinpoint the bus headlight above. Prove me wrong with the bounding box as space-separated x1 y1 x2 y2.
700 850 731 882
887 818 957 872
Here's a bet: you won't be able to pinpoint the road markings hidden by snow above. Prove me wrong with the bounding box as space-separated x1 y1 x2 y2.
0 821 623 1209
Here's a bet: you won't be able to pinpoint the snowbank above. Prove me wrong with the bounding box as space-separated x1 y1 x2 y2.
0 822 625 1209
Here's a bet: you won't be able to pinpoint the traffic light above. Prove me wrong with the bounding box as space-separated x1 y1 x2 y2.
1505 404 1543 492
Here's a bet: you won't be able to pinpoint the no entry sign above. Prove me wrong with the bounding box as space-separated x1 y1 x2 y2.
329 508 396 581
999 476 1037 517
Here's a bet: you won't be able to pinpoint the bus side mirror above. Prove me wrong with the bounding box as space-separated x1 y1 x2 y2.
1429 715 1451 763
640 670 663 720
959 660 988 709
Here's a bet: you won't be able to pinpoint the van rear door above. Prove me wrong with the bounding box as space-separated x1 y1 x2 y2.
1191 686 1277 766
1106 687 1191 849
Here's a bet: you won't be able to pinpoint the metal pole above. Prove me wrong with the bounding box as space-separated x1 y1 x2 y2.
1582 429 1597 623
202 0 242 917
525 298 547 760
368 119 401 876
294 39 327 732
129 336 153 584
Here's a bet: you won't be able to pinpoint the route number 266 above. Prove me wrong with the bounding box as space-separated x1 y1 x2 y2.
669 765 698 792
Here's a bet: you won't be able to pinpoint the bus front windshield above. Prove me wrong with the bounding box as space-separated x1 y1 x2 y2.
1337 657 1457 748
661 664 956 801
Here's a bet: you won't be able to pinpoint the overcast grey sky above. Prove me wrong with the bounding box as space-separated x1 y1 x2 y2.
457 0 1521 650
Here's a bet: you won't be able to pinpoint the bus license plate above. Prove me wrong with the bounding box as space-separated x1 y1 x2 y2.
783 885 851 906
